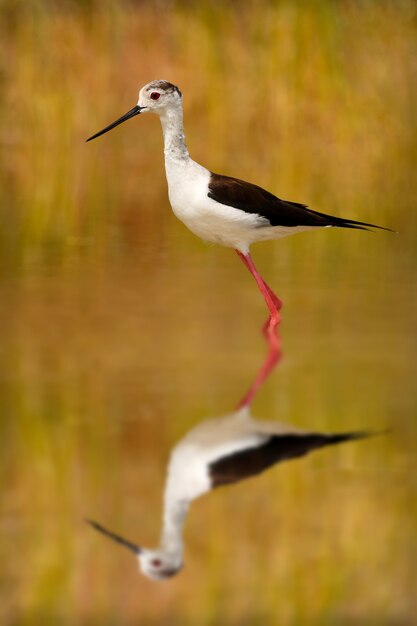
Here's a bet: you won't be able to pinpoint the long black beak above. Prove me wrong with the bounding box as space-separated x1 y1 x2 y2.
86 519 142 554
86 105 143 142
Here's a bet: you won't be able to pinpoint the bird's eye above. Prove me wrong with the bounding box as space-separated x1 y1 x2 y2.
150 92 161 101
151 558 162 567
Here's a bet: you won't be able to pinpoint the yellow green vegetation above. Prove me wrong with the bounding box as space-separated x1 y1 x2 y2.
0 1 416 624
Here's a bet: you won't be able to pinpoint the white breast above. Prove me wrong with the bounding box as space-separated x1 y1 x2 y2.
164 410 272 505
164 443 211 504
164 158 269 251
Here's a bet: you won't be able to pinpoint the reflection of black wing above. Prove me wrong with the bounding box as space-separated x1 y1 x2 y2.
208 172 391 231
208 432 370 488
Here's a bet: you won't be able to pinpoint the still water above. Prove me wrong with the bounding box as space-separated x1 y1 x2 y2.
1 1 417 622
1 225 416 624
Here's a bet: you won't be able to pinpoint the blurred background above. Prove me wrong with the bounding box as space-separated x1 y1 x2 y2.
0 0 416 624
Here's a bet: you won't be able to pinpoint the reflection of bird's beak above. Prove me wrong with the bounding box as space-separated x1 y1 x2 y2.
86 519 142 554
86 105 143 142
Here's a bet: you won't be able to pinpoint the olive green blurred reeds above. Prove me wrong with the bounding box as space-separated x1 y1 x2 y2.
0 0 416 267
0 2 416 625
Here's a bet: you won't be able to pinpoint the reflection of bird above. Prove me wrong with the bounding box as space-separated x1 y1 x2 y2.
87 80 392 407
87 407 373 581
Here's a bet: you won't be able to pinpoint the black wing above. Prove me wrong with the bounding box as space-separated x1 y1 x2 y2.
208 431 370 488
208 173 392 231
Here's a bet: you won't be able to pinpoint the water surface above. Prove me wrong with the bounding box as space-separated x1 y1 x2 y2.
0 2 416 624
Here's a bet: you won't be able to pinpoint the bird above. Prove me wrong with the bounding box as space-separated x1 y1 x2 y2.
87 80 392 407
87 406 374 581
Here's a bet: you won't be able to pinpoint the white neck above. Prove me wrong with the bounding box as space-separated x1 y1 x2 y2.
159 106 190 164
159 496 189 559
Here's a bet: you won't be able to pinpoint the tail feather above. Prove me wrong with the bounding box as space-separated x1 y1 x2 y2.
330 216 395 233
319 430 376 447
288 429 379 457
304 205 395 232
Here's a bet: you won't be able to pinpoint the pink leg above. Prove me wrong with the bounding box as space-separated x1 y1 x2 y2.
261 281 283 338
235 250 283 408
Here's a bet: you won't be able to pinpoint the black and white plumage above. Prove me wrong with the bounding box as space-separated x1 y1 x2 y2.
87 407 373 581
87 79 390 252
207 173 387 233
87 81 392 407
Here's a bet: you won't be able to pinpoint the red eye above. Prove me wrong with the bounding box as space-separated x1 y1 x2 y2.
151 559 162 567
150 92 160 100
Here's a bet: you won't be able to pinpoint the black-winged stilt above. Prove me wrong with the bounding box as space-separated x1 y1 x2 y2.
87 80 392 407
87 407 373 581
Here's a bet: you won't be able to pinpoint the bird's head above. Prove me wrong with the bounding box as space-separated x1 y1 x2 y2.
138 549 183 581
138 80 182 114
86 519 183 581
86 80 182 142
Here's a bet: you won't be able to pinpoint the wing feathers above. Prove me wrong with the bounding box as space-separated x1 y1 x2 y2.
209 431 372 488
208 173 392 231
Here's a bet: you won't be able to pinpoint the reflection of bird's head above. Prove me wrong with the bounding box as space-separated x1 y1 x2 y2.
86 519 183 581
138 549 183 581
